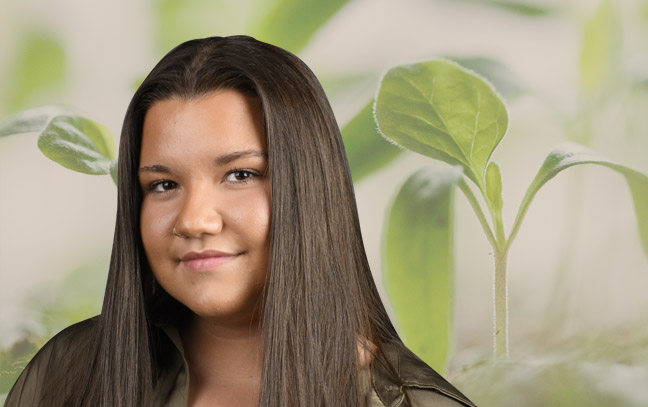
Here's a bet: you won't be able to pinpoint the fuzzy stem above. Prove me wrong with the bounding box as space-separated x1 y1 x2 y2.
458 179 498 250
494 250 509 359
492 208 506 244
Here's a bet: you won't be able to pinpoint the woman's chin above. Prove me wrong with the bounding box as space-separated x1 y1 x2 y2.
185 297 263 326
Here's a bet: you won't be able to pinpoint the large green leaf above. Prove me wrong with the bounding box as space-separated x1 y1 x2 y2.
375 60 508 185
253 0 349 53
340 101 402 182
509 142 648 256
580 0 622 95
383 166 463 373
6 31 66 110
0 106 116 176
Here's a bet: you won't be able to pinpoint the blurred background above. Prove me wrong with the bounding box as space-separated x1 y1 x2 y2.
1 0 647 405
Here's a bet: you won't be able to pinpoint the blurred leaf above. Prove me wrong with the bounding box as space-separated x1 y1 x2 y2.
485 161 503 213
452 0 553 16
319 72 378 98
383 166 463 373
110 160 119 186
488 0 552 16
153 0 241 55
6 31 66 110
444 56 527 99
341 101 402 182
253 0 349 53
456 358 648 406
375 60 508 185
131 75 146 92
318 71 381 112
154 0 343 56
0 106 116 175
458 329 648 405
580 0 622 95
624 171 648 256
509 142 648 256
33 256 108 335
321 72 399 181
0 339 39 394
0 106 72 137
1 254 109 395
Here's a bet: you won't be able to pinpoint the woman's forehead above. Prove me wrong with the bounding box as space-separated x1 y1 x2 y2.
139 90 267 166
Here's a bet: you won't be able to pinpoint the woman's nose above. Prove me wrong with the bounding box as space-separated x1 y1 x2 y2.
173 185 223 238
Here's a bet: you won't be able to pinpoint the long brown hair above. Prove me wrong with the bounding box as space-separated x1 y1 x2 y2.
46 35 402 406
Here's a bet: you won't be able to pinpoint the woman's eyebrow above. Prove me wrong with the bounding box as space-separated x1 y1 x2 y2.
138 150 267 174
139 164 172 174
215 149 267 166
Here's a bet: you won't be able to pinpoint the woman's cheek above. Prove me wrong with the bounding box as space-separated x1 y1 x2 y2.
141 201 174 257
225 188 270 228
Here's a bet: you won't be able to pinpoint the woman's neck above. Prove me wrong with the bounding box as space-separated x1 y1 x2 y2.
181 315 263 407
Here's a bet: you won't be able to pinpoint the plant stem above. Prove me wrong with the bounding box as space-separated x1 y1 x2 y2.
494 250 509 359
479 174 510 360
458 179 498 250
462 175 510 359
492 209 506 244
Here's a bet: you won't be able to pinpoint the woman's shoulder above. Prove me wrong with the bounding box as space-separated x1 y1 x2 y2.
44 316 99 345
372 341 476 407
4 316 99 407
27 316 99 362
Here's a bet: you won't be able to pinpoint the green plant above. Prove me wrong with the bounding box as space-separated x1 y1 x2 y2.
3 1 648 405
0 106 118 184
374 59 648 367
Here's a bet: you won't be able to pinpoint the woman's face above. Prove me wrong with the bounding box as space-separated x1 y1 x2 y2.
138 89 270 325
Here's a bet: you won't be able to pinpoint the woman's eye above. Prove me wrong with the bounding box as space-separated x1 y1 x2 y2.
225 170 257 183
149 180 177 193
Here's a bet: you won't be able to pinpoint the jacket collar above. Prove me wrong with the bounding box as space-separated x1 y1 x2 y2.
372 341 476 407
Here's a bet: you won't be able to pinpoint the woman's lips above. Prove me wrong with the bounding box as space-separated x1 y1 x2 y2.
181 250 238 272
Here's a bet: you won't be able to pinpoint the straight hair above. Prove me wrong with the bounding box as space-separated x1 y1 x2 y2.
42 35 403 407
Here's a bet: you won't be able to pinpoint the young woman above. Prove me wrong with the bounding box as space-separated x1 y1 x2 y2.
5 35 475 407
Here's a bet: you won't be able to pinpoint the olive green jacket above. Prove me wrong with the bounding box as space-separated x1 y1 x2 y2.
5 318 475 407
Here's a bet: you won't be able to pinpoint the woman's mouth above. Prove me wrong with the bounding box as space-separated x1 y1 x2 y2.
181 250 239 272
